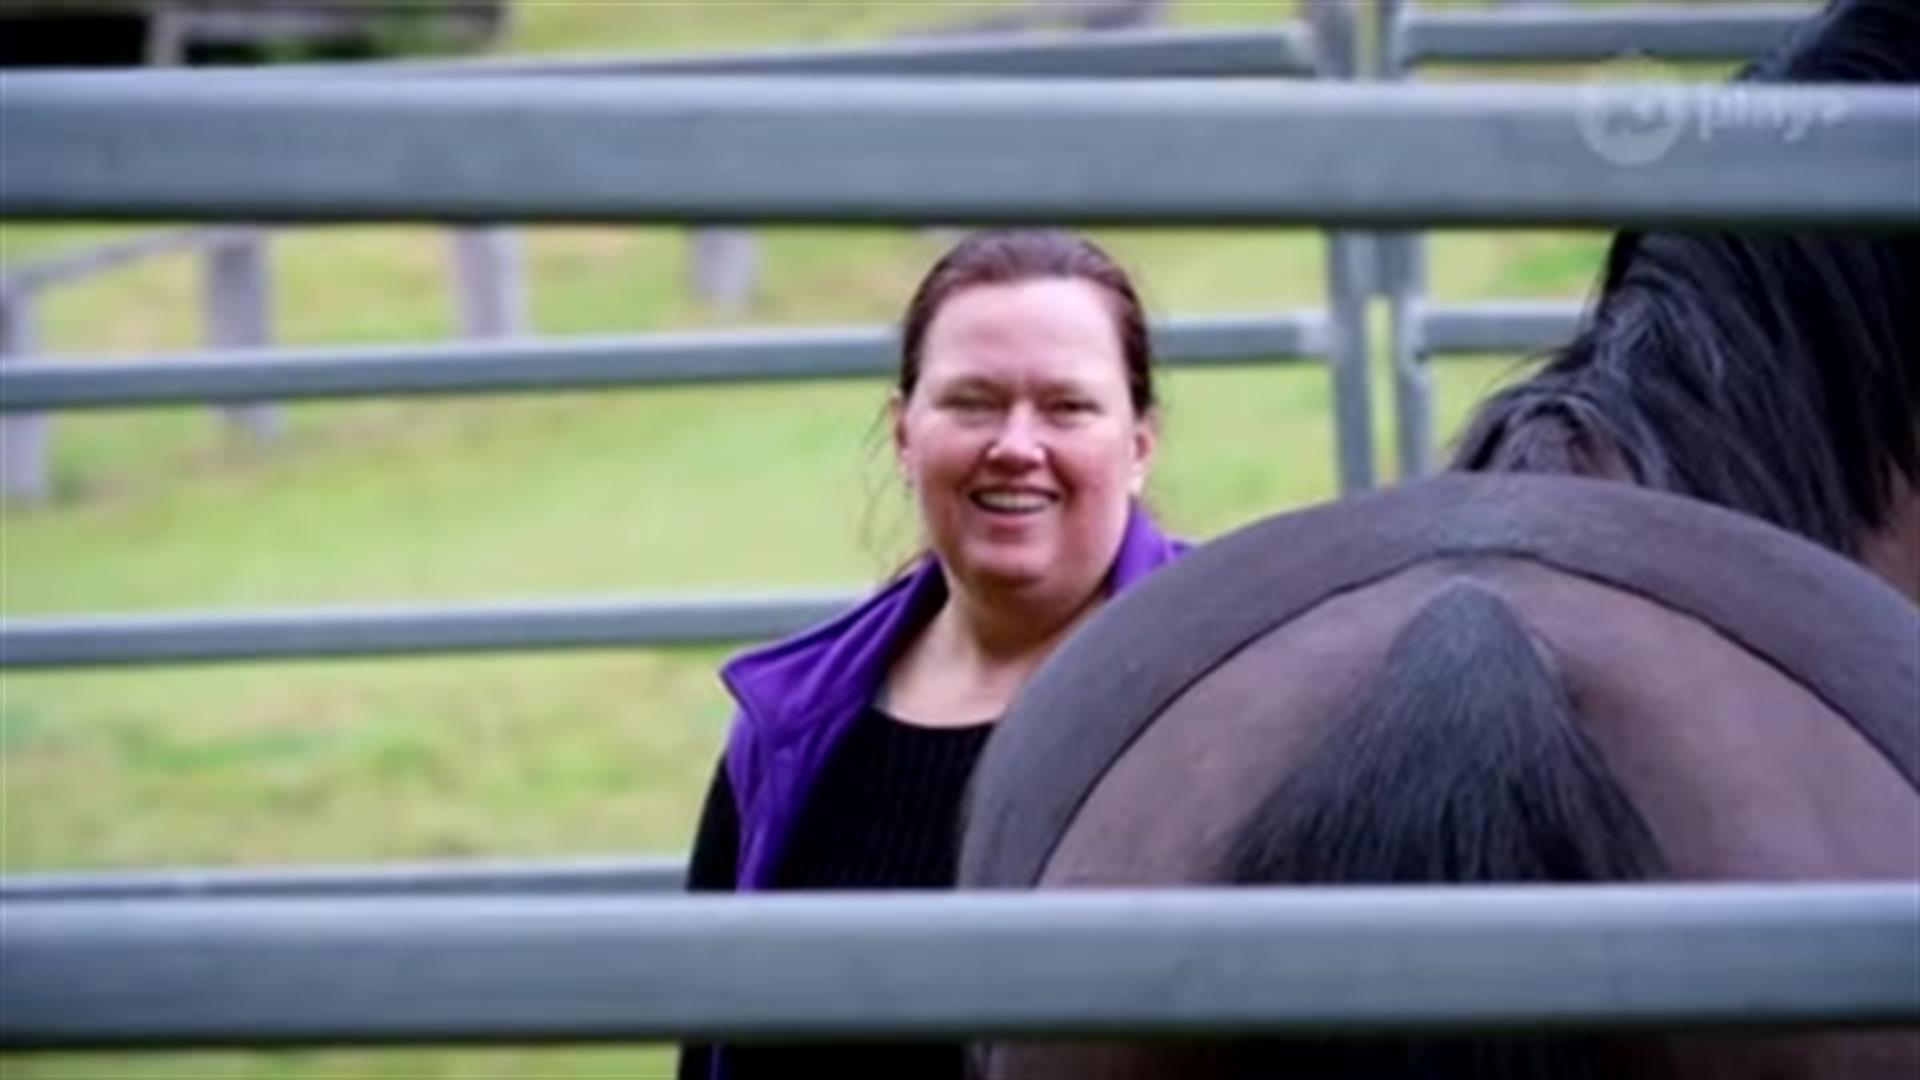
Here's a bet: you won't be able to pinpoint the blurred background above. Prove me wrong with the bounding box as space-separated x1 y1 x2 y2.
1 1 1740 1075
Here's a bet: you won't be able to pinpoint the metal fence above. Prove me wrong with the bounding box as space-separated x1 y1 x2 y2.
0 221 540 503
0 226 279 503
2 0 1917 1050
8 883 1916 1049
0 9 1368 666
1375 0 1824 478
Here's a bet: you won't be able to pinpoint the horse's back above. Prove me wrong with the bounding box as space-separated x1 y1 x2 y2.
963 474 1917 890
959 474 1918 1079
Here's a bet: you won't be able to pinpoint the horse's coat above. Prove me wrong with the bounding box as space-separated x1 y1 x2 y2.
962 476 1918 892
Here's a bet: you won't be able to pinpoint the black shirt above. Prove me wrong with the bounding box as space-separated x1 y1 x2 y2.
678 703 995 1080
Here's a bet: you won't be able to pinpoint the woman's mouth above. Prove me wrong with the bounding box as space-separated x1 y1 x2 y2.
970 488 1057 515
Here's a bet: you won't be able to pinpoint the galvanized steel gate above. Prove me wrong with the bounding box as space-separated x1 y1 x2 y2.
1 0 1916 1053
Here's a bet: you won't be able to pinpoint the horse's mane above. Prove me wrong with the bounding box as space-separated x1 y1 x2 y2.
1452 0 1920 559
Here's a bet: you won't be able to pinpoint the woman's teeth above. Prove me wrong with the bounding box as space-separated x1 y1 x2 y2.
972 490 1052 513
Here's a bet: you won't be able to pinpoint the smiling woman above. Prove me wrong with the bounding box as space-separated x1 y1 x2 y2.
676 230 1189 1080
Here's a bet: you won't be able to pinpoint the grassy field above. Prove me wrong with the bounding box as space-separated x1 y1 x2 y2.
1 1 1617 1076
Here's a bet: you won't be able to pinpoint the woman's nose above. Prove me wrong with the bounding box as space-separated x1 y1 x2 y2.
985 405 1046 465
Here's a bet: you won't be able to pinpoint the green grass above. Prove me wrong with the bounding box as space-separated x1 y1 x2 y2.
1 1 1613 1075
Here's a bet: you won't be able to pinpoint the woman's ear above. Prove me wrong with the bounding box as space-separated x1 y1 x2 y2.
1129 410 1160 497
890 390 912 483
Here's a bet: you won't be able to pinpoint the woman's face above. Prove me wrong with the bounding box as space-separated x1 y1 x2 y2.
894 277 1156 612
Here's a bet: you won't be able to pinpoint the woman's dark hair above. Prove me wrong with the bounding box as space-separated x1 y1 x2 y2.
897 228 1157 416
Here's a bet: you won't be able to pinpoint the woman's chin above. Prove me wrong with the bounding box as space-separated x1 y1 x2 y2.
952 553 1059 599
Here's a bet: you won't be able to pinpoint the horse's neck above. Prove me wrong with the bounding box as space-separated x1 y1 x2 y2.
1482 411 1916 604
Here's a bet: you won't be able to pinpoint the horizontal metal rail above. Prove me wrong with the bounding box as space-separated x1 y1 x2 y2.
50 25 1323 81
0 592 859 669
1396 5 1812 66
4 78 1913 228
0 226 256 295
1422 300 1586 356
0 312 1325 413
1 856 686 901
4 883 1914 1049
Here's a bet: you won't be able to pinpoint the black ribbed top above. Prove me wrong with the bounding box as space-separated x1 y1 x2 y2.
773 702 994 890
678 703 995 1080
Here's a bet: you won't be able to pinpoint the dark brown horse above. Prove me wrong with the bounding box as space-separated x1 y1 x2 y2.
957 1 1920 1076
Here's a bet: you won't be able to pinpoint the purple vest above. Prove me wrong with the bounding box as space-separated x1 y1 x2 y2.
716 502 1189 890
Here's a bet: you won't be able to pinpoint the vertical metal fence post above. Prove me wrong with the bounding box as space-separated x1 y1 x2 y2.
1314 0 1375 495
687 227 758 315
1324 232 1376 494
145 2 187 67
0 287 49 505
203 229 281 445
1383 230 1433 479
1378 0 1436 481
450 227 529 338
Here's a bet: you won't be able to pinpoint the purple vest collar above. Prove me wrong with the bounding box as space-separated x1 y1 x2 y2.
717 502 1187 890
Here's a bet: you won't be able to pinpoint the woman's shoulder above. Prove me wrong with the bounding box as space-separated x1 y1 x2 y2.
718 556 949 736
1111 504 1194 590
